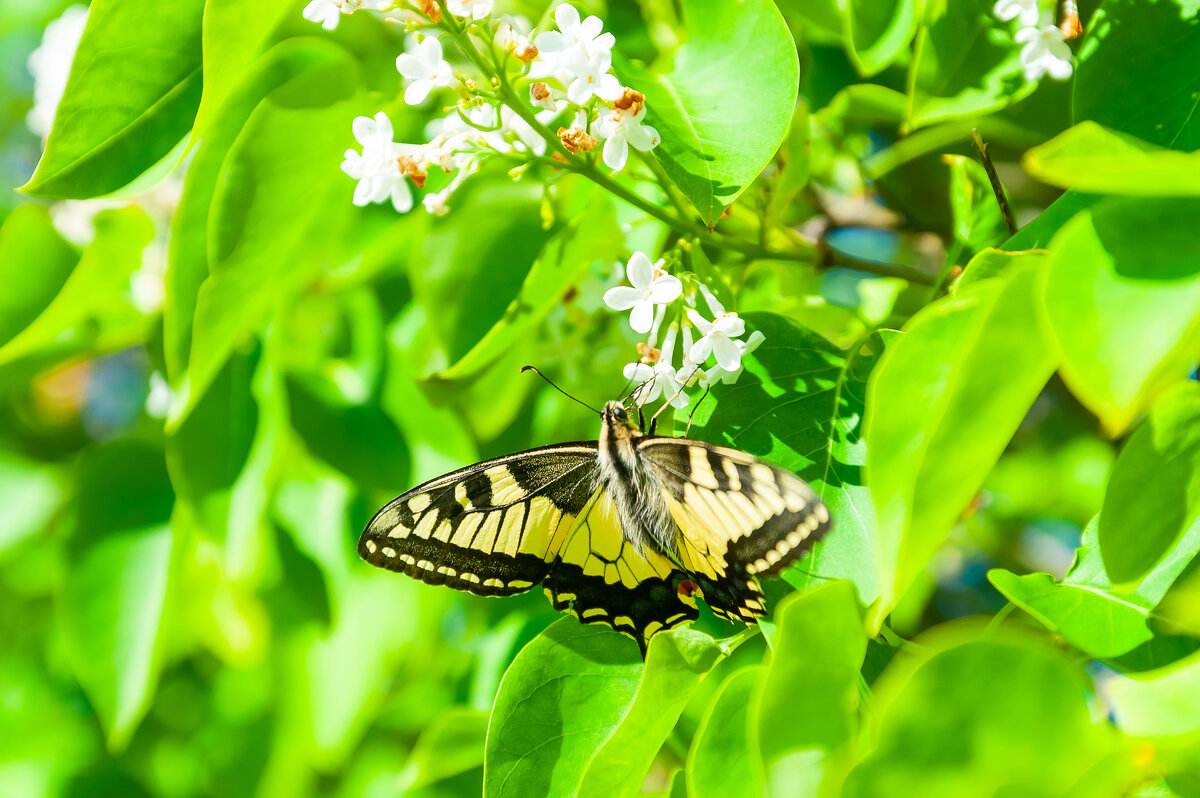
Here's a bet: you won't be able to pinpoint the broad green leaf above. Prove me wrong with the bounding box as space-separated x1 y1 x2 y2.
842 631 1115 797
485 619 641 798
954 249 1046 294
688 313 890 606
21 0 205 198
757 582 865 796
1024 122 1200 196
843 0 919 77
438 192 622 380
633 0 799 225
169 58 363 428
818 84 907 125
0 454 63 557
194 0 293 136
60 440 176 753
0 206 78 348
0 207 152 374
577 630 724 798
989 514 1200 659
485 619 722 798
1074 0 1200 149
1041 197 1200 435
1100 383 1200 585
865 262 1056 629
166 38 356 381
409 178 550 374
687 666 764 798
1108 650 1200 737
906 0 1033 128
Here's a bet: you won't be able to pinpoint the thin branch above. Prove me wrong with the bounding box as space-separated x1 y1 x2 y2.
970 129 1018 235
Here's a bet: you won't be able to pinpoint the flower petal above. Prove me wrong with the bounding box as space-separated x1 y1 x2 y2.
602 134 628 170
626 123 660 152
712 336 742 372
688 337 713 366
648 274 682 304
686 307 713 335
404 80 433 105
603 285 641 311
352 178 373 206
623 362 653 381
534 30 566 52
390 181 414 213
625 252 653 289
595 73 624 102
629 301 654 334
555 3 581 32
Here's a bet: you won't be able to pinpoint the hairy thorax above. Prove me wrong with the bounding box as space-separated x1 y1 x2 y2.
596 403 679 559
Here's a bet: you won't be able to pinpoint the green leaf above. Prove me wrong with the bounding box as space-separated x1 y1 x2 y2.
166 38 355 381
1002 189 1102 251
686 666 764 798
1074 0 1200 150
1100 383 1200 586
194 0 292 136
865 261 1056 629
757 582 866 796
944 154 1008 258
0 453 63 557
1108 650 1200 737
843 0 919 77
954 249 1047 294
1041 197 1200 435
0 207 153 375
989 513 1200 659
0 206 78 349
906 0 1032 128
437 191 622 380
577 630 724 798
688 313 890 606
1024 122 1200 196
409 178 551 374
842 631 1116 797
169 54 363 428
634 0 799 225
21 0 205 198
398 709 489 790
485 619 723 798
485 619 641 798
59 439 176 753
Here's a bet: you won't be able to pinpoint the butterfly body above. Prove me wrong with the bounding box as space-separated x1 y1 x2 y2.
359 400 831 653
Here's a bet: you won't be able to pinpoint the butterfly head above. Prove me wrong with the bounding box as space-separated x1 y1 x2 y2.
602 400 640 432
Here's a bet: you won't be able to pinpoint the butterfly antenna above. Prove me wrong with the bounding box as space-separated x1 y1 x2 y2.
684 386 711 436
649 364 703 429
520 366 602 415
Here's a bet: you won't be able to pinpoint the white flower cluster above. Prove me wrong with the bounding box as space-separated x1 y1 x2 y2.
309 2 662 216
604 253 764 409
993 0 1074 82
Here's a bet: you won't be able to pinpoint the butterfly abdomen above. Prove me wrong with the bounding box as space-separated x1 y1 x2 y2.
597 403 680 559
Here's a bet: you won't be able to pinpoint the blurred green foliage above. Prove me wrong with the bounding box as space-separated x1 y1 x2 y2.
4 0 1200 796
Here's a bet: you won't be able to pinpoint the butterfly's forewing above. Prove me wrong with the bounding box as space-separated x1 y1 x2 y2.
637 438 831 622
359 443 600 596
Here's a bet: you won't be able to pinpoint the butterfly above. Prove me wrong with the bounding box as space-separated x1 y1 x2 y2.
358 399 831 654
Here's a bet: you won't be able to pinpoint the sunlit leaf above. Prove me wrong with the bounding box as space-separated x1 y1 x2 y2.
1042 197 1200 435
843 0 919 76
1024 122 1200 196
0 206 78 349
629 0 799 225
1108 650 1200 737
22 0 205 198
687 666 764 798
866 261 1056 629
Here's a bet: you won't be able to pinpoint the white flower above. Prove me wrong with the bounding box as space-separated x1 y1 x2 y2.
26 5 88 139
603 253 682 334
534 4 615 63
1015 16 1074 81
340 112 414 212
563 50 624 105
700 330 764 388
422 159 478 216
624 327 689 408
595 99 660 171
396 36 456 105
686 307 747 372
496 16 538 61
530 82 569 117
145 371 172 419
446 0 492 20
302 0 388 31
993 0 1041 26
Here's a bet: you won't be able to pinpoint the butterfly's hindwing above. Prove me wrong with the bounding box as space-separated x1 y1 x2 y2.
358 443 599 596
545 492 699 653
638 437 831 619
